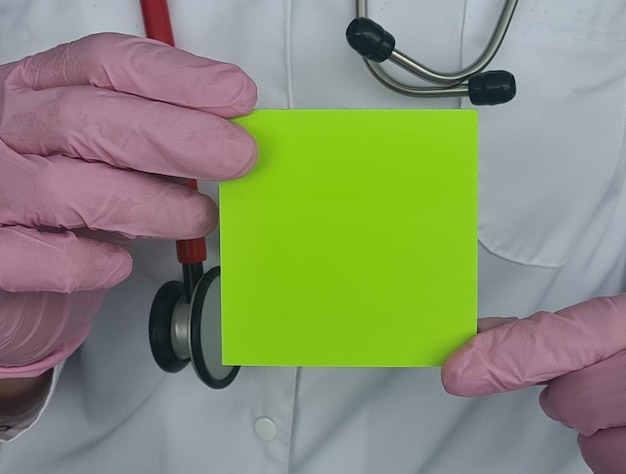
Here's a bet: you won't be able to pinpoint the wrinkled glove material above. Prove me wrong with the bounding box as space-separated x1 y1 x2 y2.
0 33 257 377
442 295 626 473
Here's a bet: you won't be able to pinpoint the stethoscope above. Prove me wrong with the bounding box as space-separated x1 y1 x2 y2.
146 0 518 390
140 0 239 389
346 0 518 104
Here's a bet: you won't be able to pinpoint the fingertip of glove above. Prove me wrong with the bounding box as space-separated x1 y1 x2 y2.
104 247 133 288
181 192 219 238
441 371 496 398
441 351 478 397
76 239 133 291
207 124 258 180
223 67 258 117
441 338 507 397
188 62 258 118
230 130 259 178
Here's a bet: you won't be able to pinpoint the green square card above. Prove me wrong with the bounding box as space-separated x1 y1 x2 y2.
220 110 477 367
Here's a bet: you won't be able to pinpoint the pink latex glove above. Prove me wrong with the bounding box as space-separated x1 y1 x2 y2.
442 295 626 473
0 33 257 378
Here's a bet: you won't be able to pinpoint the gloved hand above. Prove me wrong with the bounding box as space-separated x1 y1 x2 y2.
0 33 257 378
442 295 626 474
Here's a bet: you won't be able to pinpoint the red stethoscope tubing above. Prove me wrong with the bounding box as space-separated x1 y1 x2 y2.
139 0 207 265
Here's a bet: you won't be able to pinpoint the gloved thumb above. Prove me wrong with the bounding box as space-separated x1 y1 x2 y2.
441 295 626 397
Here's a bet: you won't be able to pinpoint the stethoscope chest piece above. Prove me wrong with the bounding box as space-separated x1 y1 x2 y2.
149 266 239 389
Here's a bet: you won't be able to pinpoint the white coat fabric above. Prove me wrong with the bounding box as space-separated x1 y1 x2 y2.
0 0 625 473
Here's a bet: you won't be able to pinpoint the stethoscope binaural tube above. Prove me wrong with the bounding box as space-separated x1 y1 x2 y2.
346 0 518 105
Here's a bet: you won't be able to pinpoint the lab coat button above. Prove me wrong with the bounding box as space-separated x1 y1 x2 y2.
254 417 278 441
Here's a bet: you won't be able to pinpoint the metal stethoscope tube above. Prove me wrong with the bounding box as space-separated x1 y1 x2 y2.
347 0 519 103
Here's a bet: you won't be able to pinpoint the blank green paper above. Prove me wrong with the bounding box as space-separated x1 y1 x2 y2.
220 110 477 367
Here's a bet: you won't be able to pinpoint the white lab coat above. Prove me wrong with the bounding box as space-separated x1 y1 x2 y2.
0 0 625 473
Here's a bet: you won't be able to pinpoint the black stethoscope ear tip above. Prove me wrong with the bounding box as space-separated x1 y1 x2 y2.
468 70 516 106
346 17 395 62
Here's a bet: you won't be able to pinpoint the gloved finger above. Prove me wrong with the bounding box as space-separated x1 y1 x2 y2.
1 152 217 239
538 350 626 436
0 226 131 293
442 295 626 397
1 86 257 180
578 428 626 474
0 289 106 370
8 33 257 118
